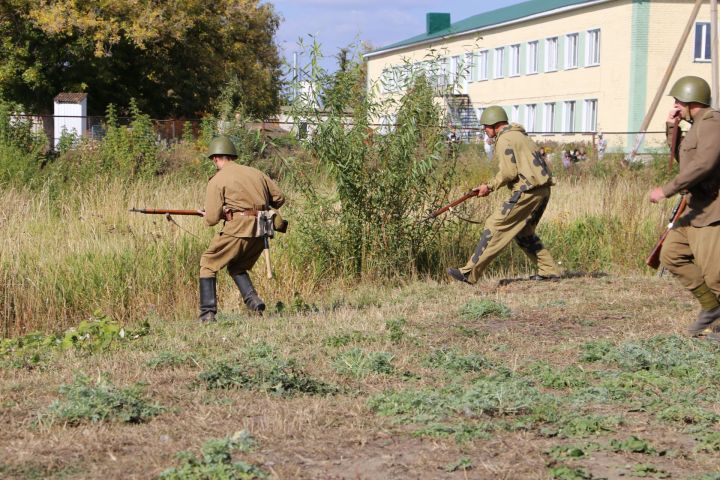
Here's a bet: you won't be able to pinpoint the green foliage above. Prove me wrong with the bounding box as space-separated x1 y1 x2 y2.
333 348 395 378
579 340 614 362
557 414 623 438
1 313 149 367
460 299 511 320
286 40 457 278
444 458 473 472
548 466 593 480
323 330 373 348
159 432 266 480
146 352 196 369
630 464 670 478
527 362 589 389
0 1 281 118
694 431 720 453
546 444 594 460
42 373 163 425
609 436 657 454
385 317 407 344
198 357 337 396
423 348 490 373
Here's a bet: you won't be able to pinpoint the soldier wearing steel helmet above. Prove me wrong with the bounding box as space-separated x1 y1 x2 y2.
197 135 285 322
447 106 562 284
649 76 720 339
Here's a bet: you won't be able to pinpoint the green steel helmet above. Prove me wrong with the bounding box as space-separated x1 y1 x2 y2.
669 76 711 105
480 105 509 126
207 136 238 158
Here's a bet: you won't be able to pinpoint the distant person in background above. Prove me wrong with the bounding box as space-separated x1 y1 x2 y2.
447 105 562 284
561 150 572 169
483 132 494 160
539 146 548 163
577 147 587 162
648 76 720 339
597 133 607 160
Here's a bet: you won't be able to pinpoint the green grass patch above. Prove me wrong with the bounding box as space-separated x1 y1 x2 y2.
333 348 395 378
159 431 266 479
323 330 374 348
41 373 163 426
146 351 197 369
459 299 511 320
423 347 491 374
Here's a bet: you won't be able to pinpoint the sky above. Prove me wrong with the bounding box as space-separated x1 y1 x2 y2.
270 0 528 72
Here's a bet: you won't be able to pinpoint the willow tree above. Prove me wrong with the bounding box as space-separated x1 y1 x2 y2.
0 0 282 117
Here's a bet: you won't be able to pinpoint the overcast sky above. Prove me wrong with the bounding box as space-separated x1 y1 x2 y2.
270 0 528 72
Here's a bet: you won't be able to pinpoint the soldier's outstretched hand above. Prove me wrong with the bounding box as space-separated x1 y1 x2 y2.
649 187 666 203
473 184 491 197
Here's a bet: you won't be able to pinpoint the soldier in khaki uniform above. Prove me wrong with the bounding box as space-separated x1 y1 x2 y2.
649 76 720 337
198 136 285 322
447 106 562 284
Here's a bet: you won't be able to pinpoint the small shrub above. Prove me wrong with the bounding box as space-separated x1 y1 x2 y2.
630 464 670 478
558 414 622 438
42 373 163 425
579 340 614 363
527 362 589 389
460 299 510 320
413 422 491 443
159 432 266 479
198 359 337 396
333 348 395 378
323 330 373 348
423 348 490 373
695 431 720 453
548 466 593 480
609 436 657 454
385 317 407 344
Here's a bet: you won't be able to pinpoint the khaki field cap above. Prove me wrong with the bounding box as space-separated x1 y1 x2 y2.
207 135 238 158
669 76 711 106
480 106 509 126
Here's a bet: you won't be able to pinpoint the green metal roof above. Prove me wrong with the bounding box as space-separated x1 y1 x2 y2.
368 0 601 56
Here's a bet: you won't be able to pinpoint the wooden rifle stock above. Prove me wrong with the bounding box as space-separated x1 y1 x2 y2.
424 190 478 220
646 117 683 269
646 196 687 269
130 208 203 216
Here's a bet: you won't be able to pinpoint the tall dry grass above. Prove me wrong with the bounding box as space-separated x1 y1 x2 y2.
1 157 673 337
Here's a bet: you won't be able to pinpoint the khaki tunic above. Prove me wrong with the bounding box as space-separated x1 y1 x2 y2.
200 162 285 278
460 125 560 283
660 108 720 295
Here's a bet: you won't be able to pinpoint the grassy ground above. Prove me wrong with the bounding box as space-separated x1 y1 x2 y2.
2 273 719 479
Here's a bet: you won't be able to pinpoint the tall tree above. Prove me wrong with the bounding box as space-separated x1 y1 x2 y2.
0 0 282 118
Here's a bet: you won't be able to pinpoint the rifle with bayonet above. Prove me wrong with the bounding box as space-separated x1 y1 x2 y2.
129 208 203 216
420 190 478 222
646 116 683 270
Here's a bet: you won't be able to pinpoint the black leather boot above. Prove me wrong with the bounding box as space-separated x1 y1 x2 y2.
199 277 217 322
231 272 265 313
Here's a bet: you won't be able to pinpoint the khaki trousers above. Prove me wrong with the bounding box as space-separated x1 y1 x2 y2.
199 233 264 278
660 222 720 295
459 185 561 284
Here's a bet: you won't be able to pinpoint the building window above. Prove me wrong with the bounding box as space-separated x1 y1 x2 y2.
695 22 711 62
495 47 505 78
565 33 579 69
469 53 477 82
527 41 539 74
477 50 489 80
564 101 576 132
584 99 598 131
586 29 601 65
544 102 555 132
526 104 536 132
511 105 520 122
545 37 558 72
510 44 521 76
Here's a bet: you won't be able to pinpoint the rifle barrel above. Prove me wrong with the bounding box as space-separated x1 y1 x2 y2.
130 208 203 216
427 191 478 219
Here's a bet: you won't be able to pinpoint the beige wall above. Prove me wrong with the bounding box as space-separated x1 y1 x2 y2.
366 0 719 149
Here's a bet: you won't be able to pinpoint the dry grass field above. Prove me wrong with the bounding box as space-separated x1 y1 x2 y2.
2 273 719 479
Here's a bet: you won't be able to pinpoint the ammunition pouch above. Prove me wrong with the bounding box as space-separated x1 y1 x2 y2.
272 210 288 233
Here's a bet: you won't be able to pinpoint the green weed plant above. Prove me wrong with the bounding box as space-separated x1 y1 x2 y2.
159 431 266 480
460 299 511 320
333 348 395 378
41 373 163 426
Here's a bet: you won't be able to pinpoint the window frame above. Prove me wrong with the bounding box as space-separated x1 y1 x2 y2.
563 100 576 132
526 104 536 132
586 28 601 66
565 32 579 69
545 37 558 72
477 50 489 81
495 46 505 79
510 44 521 77
583 99 598 131
527 40 539 74
544 102 555 133
695 22 712 62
